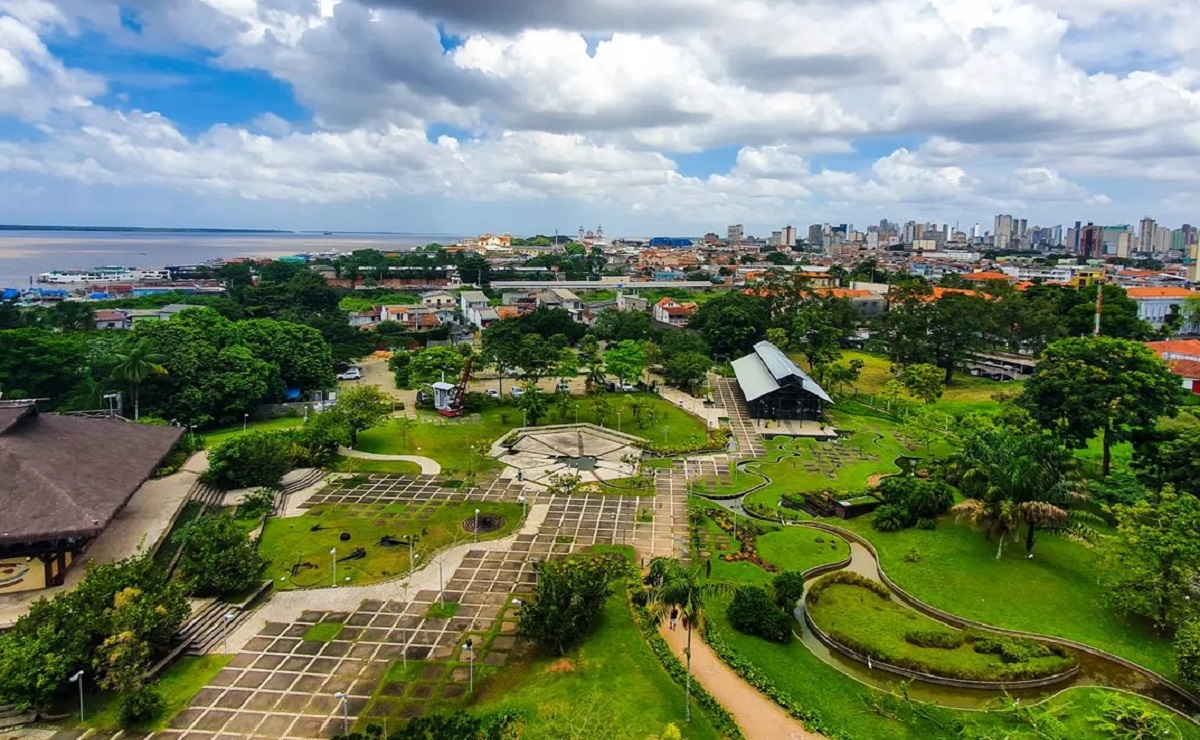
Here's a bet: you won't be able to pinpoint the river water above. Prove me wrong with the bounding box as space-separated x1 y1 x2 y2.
0 230 464 289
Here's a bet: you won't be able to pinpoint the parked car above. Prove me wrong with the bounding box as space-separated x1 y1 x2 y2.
604 381 617 393
620 382 636 392
556 381 570 393
510 386 525 398
486 388 501 399
337 367 362 381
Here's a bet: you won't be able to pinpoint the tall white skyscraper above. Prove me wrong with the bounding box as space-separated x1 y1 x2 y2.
994 214 1013 249
1139 217 1156 252
781 225 797 248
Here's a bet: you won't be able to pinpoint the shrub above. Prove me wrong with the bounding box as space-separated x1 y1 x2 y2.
872 477 955 531
177 512 267 596
904 629 965 650
967 631 1059 664
238 488 276 519
1175 618 1200 688
872 503 908 532
807 571 891 603
1088 692 1179 739
203 431 292 490
772 571 806 610
118 684 164 725
727 586 793 643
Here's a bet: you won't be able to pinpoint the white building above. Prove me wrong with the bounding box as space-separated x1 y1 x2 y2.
1126 287 1200 334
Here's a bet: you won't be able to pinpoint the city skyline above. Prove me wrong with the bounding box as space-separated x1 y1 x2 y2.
1 1 1200 233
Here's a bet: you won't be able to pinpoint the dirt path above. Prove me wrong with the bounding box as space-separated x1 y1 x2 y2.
659 624 827 740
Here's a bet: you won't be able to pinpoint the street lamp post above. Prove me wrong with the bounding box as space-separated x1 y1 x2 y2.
518 493 526 521
330 547 337 588
222 611 236 654
463 639 475 694
438 557 444 605
474 509 480 542
617 411 621 433
69 670 84 723
333 691 349 735
243 412 248 431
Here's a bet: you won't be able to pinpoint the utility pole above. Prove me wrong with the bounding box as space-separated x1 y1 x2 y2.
1093 283 1104 337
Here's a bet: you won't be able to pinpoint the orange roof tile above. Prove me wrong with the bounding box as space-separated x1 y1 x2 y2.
962 271 1011 282
1169 360 1200 379
1145 339 1200 358
1125 287 1198 299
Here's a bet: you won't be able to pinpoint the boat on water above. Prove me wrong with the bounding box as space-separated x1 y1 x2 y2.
37 265 172 284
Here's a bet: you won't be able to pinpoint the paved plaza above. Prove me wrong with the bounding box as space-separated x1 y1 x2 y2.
150 467 689 739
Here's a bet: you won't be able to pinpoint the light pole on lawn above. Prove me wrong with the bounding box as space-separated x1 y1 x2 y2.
243 412 248 431
333 691 349 735
463 638 475 694
518 493 526 521
330 547 337 588
69 670 84 723
474 509 480 542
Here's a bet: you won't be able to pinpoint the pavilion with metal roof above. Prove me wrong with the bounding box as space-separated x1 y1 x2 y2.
731 341 833 421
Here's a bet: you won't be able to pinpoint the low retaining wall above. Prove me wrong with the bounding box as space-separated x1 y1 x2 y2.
795 519 1200 712
801 599 1080 691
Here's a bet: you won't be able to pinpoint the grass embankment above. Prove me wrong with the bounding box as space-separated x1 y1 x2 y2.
837 515 1177 679
77 655 232 733
832 349 1021 416
807 576 1075 682
331 455 423 475
200 416 303 446
258 500 522 589
471 591 723 739
355 394 710 470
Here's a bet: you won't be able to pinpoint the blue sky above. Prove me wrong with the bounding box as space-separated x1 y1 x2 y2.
0 0 1197 235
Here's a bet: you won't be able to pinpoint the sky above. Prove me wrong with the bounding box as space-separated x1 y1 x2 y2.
1 0 1199 236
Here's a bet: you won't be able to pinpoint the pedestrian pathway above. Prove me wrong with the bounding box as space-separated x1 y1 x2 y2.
337 447 442 474
711 377 765 458
659 623 825 740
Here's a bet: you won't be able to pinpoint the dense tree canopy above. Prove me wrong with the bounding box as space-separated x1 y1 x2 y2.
1019 337 1183 476
687 292 770 360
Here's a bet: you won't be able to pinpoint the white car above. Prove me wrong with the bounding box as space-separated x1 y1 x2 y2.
510 386 525 398
337 368 362 381
620 383 636 392
486 389 500 399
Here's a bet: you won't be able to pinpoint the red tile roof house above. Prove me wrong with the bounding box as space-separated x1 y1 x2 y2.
652 297 698 327
1145 340 1200 395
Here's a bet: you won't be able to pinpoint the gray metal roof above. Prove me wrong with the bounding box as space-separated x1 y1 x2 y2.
731 341 833 404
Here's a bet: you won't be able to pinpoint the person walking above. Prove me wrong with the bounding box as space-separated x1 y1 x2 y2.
669 606 679 631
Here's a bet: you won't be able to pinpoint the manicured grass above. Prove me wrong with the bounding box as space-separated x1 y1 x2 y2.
838 515 1177 679
201 416 303 446
585 475 657 496
153 500 205 566
834 349 1021 415
742 414 949 511
80 655 232 732
354 395 710 470
425 601 460 619
258 500 522 589
331 455 423 475
756 527 849 572
303 621 343 642
808 580 1075 681
471 592 723 739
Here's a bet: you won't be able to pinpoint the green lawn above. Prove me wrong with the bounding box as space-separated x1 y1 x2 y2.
425 601 460 619
585 475 657 497
303 621 343 642
354 395 710 470
77 655 232 733
258 500 522 589
837 515 1177 679
741 414 949 511
331 455 422 475
756 527 849 572
201 416 304 446
834 349 1020 415
472 592 723 739
808 579 1075 681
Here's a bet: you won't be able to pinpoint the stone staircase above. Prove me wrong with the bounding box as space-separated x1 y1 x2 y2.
273 468 325 516
178 600 256 656
0 702 36 733
186 478 225 513
712 377 764 457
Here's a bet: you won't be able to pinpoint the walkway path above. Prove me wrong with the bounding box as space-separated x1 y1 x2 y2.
711 376 765 458
659 624 825 740
338 446 442 474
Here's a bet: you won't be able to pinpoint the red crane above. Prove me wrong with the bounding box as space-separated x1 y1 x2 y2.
437 356 474 418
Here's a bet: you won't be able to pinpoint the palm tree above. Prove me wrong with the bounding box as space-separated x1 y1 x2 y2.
111 341 168 420
949 426 1091 558
644 558 735 723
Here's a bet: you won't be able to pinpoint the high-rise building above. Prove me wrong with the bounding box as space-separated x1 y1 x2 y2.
971 223 982 240
994 214 1013 249
1139 217 1157 252
1080 224 1105 259
781 225 797 249
728 224 745 244
1102 225 1132 254
807 224 825 246
1066 227 1078 253
1117 232 1132 258
1073 221 1082 253
1154 226 1172 253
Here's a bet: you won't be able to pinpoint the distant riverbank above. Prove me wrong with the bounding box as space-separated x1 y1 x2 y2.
0 230 464 288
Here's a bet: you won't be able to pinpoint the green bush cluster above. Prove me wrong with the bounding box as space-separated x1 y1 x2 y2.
807 571 892 603
871 477 954 532
628 591 745 740
968 632 1062 665
904 629 965 650
727 587 793 643
703 626 850 740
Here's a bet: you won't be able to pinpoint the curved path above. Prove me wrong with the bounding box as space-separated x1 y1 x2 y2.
338 446 442 474
659 623 825 740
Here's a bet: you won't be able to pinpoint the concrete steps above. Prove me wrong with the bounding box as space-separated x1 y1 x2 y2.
0 702 37 732
178 601 253 656
274 468 325 516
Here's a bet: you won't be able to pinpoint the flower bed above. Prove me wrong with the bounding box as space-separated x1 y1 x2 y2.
807 574 1077 683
